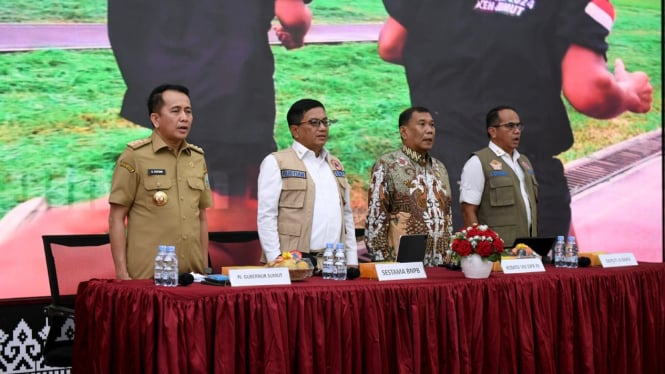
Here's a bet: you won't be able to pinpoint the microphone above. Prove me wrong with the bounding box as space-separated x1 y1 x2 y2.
578 257 591 268
178 272 194 286
347 267 360 280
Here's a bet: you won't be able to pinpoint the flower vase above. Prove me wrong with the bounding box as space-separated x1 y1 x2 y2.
460 253 494 279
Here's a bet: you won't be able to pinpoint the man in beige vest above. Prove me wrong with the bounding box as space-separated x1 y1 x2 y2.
257 99 359 278
459 105 538 248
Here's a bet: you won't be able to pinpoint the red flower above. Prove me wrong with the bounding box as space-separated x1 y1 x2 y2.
450 224 504 262
494 239 504 254
453 239 473 257
475 241 492 257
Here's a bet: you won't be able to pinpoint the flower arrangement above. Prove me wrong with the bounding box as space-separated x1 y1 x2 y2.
451 224 505 262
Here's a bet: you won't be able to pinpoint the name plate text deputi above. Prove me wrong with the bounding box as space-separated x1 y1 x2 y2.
228 268 291 286
375 262 427 281
501 258 546 274
598 253 638 268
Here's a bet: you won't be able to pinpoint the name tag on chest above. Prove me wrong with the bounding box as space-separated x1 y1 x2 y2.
148 169 166 176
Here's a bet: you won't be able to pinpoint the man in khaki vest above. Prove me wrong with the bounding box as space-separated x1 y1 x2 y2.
257 99 359 278
459 105 538 248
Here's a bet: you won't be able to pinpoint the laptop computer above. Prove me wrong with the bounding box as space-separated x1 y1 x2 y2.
511 237 557 258
395 234 428 263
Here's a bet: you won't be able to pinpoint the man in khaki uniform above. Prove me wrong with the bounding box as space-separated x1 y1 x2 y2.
109 84 213 280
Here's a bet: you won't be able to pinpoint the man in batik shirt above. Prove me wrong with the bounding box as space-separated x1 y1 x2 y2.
365 107 453 266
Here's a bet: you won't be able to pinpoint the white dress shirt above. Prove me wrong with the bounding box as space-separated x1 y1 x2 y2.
459 141 532 226
257 141 358 264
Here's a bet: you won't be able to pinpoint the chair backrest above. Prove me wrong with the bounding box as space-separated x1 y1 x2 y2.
42 234 113 306
208 231 262 272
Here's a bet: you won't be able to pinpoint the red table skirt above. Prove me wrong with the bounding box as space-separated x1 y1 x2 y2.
73 263 665 374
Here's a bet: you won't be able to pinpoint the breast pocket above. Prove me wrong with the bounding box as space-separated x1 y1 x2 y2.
144 176 173 189
187 177 205 209
489 176 515 207
279 178 307 208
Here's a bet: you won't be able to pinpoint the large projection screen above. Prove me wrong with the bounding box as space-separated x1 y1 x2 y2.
0 0 661 299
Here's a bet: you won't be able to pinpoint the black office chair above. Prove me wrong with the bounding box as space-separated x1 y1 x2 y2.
42 234 113 368
208 231 262 272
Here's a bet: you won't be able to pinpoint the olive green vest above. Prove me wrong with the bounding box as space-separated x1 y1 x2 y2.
475 148 538 247
271 148 348 254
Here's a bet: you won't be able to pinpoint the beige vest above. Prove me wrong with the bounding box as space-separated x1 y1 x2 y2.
272 148 349 253
475 148 538 247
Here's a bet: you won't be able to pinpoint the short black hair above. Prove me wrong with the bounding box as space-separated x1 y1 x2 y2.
147 84 190 116
286 99 325 126
398 106 430 127
485 105 518 129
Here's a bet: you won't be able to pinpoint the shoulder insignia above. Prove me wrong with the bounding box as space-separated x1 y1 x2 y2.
119 161 135 173
127 138 151 150
189 144 204 154
330 158 344 171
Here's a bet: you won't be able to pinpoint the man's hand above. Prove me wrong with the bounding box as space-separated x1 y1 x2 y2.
613 58 653 114
562 44 653 119
274 0 311 50
274 25 305 50
266 254 284 267
115 270 131 280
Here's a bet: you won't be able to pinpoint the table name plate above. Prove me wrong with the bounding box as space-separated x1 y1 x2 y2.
375 262 427 281
501 258 546 274
598 253 638 268
228 268 291 286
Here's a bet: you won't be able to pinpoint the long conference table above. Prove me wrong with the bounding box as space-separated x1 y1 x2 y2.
73 263 665 373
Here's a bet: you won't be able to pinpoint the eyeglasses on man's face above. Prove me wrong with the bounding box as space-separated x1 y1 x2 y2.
299 118 337 128
492 122 524 131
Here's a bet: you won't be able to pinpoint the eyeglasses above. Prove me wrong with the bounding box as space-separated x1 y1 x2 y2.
299 118 337 128
492 122 524 131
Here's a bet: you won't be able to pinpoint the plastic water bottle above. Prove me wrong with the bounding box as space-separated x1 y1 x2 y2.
565 236 578 269
169 246 179 286
334 243 346 280
162 246 177 287
154 245 166 286
553 236 566 268
322 243 334 280
171 245 180 287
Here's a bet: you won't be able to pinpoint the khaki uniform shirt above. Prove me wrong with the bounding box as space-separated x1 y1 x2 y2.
109 132 213 279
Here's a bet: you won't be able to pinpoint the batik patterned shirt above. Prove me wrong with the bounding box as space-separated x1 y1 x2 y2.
365 145 453 266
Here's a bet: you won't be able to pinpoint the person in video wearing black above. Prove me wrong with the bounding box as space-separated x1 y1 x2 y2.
108 0 313 221
377 0 653 238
